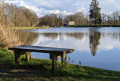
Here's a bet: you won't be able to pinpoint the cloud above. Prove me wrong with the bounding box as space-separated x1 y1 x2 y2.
101 10 113 15
100 0 120 12
5 0 120 17
107 0 114 3
76 7 88 15
37 8 73 17
21 5 73 17
5 0 20 4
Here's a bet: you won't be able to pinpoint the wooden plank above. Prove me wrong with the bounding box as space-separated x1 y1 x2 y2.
61 51 67 65
50 53 60 60
9 45 74 54
50 53 53 59
14 50 22 64
26 52 31 62
51 54 58 71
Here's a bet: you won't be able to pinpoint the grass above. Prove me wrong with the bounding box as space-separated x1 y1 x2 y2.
15 26 51 30
73 24 120 27
0 48 120 81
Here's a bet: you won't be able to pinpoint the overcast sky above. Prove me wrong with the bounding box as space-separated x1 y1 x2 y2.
5 0 120 17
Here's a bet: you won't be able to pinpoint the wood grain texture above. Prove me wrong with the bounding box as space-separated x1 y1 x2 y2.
9 45 74 53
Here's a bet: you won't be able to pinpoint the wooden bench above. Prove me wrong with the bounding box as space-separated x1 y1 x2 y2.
8 45 74 71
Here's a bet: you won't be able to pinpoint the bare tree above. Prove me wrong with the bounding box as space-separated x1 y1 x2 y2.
22 7 39 27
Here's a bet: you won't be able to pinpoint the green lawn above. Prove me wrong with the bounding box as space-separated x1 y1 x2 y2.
73 24 120 27
0 48 120 81
15 26 51 30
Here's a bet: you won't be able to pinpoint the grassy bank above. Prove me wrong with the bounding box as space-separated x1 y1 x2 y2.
15 26 51 30
0 49 120 81
73 24 120 27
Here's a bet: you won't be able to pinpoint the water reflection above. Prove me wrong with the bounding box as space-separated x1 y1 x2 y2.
40 33 85 41
36 34 120 56
19 28 120 56
17 31 39 45
18 27 120 71
89 28 101 56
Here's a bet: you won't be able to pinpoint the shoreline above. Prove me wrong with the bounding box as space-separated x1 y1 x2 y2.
14 25 120 31
15 26 51 30
72 24 120 27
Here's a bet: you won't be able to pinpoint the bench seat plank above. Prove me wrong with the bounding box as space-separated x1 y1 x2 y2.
9 45 74 53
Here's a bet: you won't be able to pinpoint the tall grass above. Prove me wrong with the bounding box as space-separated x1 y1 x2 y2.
0 1 22 48
0 24 22 47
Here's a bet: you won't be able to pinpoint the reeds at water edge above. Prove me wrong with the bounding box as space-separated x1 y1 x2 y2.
0 24 22 48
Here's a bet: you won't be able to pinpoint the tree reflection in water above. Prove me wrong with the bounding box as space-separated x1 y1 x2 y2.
89 28 101 56
18 27 120 57
17 31 39 45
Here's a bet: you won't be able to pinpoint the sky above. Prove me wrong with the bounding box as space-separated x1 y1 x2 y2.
5 0 120 17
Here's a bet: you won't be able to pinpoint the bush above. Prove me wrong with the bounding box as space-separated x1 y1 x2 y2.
0 24 22 47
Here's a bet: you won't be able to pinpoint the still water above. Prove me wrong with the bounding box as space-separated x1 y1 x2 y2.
19 27 120 71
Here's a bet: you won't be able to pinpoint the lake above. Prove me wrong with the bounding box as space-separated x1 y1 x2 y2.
19 27 120 71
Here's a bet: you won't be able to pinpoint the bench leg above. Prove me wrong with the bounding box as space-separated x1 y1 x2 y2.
50 53 58 61
50 53 53 59
61 51 67 65
26 52 31 62
14 50 21 64
51 54 58 71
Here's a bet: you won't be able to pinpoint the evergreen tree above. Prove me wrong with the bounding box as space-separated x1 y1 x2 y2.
89 0 102 24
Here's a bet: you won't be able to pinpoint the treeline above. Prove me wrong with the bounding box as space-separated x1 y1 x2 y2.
101 11 120 25
39 11 120 27
89 0 120 25
39 12 89 26
1 0 120 27
1 2 39 27
38 14 63 26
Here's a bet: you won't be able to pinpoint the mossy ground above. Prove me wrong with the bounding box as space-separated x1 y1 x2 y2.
15 26 51 30
0 48 120 81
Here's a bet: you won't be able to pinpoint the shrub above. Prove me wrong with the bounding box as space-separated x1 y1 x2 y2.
0 1 22 48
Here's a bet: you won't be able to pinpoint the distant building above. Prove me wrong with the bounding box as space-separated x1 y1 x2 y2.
64 20 75 26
